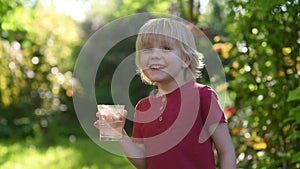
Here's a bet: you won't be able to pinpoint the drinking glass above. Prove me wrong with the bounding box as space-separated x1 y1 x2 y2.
97 104 125 141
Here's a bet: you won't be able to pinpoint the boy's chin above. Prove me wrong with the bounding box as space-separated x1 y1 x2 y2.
149 78 174 84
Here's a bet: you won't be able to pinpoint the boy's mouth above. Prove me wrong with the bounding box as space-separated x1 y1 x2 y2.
149 64 165 70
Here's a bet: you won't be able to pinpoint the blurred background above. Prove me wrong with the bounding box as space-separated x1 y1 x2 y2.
0 0 299 168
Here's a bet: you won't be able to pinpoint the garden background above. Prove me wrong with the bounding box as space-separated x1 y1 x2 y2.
0 0 299 168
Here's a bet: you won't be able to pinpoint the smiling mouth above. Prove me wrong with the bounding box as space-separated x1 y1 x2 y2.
149 64 165 70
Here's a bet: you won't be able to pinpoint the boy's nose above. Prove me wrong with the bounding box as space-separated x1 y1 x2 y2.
150 48 162 59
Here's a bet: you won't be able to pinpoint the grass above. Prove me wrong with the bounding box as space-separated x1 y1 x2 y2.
0 137 135 169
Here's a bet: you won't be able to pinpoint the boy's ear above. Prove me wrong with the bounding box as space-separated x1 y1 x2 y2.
183 56 191 68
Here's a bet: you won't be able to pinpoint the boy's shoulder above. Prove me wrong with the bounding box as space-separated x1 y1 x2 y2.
194 82 222 102
193 82 219 100
193 82 213 92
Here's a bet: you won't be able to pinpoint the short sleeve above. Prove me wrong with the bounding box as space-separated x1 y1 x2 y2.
200 86 226 126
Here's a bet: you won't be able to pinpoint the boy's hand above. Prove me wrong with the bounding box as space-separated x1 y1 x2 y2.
94 108 127 129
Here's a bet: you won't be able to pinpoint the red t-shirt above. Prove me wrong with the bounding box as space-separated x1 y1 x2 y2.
132 81 226 169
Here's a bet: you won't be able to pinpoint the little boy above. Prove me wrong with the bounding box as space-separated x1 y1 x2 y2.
95 18 236 169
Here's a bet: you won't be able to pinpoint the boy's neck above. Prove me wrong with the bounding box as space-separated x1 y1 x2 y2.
156 78 194 96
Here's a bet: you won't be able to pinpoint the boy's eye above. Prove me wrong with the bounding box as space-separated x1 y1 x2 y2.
161 46 172 51
141 46 172 52
142 48 153 52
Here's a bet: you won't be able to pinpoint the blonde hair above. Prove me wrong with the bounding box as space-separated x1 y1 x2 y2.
135 18 204 84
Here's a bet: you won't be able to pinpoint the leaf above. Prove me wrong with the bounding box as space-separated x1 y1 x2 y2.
296 110 300 124
291 152 300 163
287 86 300 102
287 106 300 123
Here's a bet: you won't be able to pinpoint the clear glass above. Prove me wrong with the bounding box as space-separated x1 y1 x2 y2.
97 104 125 141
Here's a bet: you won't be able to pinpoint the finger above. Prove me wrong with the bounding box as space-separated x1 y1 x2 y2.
100 114 112 121
94 120 100 129
96 112 101 118
122 110 128 121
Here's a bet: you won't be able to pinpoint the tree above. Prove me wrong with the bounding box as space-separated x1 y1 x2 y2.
0 0 81 142
223 0 300 168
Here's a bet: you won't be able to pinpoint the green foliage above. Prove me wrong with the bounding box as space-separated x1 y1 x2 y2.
84 0 176 26
0 1 81 141
112 0 176 18
287 85 300 102
0 0 24 21
223 0 300 168
198 0 227 34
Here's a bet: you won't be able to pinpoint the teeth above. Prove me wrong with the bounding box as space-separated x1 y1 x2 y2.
150 65 164 69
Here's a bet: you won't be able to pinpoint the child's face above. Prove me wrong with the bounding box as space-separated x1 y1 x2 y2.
138 36 190 84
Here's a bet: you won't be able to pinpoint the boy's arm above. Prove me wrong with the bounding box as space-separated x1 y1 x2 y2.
94 114 147 169
209 123 236 169
118 130 147 169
